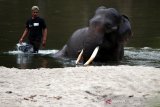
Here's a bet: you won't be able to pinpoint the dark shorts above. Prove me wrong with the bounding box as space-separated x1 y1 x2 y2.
28 37 41 53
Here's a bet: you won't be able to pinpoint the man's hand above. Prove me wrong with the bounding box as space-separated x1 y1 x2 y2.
42 28 47 48
42 40 46 48
19 38 23 44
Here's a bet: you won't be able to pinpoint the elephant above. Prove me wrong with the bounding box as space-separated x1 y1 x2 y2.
54 6 132 65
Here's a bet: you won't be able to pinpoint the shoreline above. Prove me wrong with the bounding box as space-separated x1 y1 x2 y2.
0 65 160 107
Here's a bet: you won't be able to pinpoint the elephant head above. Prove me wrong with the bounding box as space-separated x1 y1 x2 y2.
76 6 132 65
54 6 132 66
89 6 122 34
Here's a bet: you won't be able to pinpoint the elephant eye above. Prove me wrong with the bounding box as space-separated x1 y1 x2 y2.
105 23 112 28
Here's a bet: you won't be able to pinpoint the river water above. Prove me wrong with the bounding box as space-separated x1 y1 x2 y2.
0 0 160 69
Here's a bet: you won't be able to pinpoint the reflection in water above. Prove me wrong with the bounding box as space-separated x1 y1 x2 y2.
16 54 33 69
40 57 48 68
17 54 51 69
7 49 61 69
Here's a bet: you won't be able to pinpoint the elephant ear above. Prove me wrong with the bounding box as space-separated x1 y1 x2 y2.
118 14 132 44
122 14 130 21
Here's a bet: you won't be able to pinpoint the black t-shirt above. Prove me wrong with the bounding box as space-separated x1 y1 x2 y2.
26 17 46 40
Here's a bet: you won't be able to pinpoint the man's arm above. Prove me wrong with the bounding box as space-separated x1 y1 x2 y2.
19 28 29 43
42 28 47 47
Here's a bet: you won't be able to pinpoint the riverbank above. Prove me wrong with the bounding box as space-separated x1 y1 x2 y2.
0 65 160 107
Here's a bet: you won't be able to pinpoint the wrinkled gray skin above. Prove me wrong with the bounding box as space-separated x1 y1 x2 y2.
54 6 132 63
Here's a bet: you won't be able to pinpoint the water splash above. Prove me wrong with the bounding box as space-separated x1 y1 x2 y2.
7 42 59 55
7 49 58 55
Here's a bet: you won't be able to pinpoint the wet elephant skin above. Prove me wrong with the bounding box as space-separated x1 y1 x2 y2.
54 6 132 63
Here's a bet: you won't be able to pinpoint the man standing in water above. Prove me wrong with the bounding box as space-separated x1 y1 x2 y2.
19 6 47 53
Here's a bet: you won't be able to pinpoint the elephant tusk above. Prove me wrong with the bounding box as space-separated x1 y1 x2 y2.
75 49 84 64
84 46 99 66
